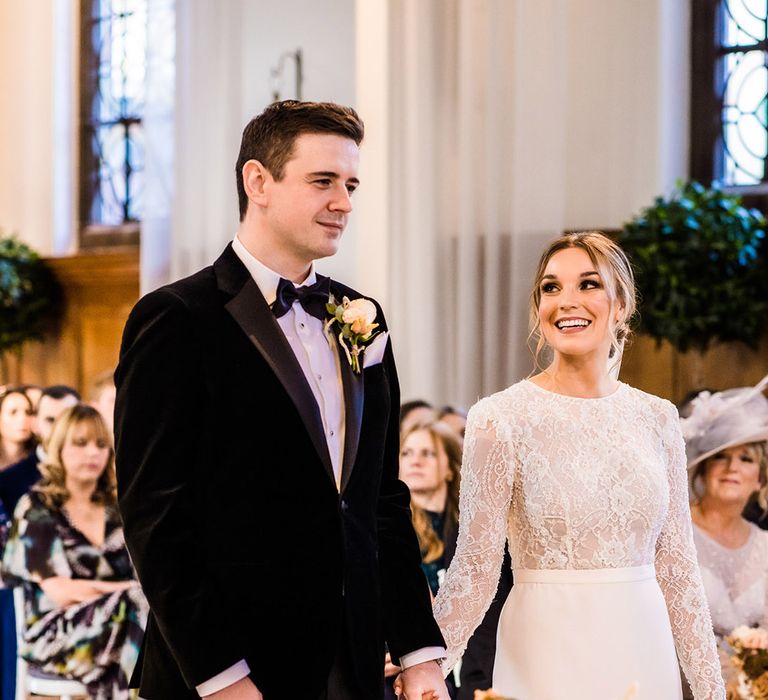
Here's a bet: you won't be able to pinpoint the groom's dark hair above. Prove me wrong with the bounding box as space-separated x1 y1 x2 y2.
235 100 365 220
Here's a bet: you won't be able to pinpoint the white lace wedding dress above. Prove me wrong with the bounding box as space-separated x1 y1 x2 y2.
433 380 725 700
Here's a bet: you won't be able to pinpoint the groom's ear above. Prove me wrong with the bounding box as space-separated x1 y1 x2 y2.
242 159 270 209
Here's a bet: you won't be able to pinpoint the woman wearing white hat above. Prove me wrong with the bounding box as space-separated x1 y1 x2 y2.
681 375 768 692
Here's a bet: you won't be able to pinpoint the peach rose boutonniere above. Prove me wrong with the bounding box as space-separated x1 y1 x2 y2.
325 295 380 373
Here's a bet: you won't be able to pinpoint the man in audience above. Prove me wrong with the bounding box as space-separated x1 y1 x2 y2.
0 384 79 517
89 369 116 433
115 100 448 700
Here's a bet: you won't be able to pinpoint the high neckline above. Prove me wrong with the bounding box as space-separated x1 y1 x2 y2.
524 378 626 401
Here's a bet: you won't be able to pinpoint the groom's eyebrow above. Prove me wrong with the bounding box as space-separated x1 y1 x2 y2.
307 170 360 186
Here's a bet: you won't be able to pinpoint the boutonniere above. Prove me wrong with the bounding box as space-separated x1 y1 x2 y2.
325 295 380 373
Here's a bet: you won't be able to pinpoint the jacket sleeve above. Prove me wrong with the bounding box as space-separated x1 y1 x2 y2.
376 329 446 661
114 289 245 688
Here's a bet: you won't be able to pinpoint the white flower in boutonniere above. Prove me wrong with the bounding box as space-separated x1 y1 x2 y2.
325 295 380 373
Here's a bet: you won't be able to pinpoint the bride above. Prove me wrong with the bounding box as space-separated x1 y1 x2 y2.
427 232 724 699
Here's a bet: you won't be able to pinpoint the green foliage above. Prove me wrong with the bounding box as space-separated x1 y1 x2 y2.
620 180 768 353
0 233 62 358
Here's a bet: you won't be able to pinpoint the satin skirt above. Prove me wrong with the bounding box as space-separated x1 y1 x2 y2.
494 565 683 700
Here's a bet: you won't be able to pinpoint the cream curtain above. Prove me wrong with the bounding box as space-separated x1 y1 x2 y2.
358 0 689 409
382 0 566 409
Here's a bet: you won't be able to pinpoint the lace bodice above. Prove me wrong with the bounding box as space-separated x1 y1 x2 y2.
693 522 768 637
432 380 725 699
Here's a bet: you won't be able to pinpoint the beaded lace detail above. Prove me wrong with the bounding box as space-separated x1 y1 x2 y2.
432 380 725 699
694 522 768 637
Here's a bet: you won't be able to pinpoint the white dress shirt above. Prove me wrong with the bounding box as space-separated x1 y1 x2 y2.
195 236 443 697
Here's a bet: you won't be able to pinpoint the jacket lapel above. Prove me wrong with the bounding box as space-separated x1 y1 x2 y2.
330 286 364 493
215 246 336 486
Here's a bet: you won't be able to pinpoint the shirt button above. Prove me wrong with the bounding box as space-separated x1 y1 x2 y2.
317 375 322 381
300 322 305 328
329 430 335 436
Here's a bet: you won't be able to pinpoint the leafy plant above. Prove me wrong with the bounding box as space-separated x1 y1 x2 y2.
0 233 62 364
620 180 768 353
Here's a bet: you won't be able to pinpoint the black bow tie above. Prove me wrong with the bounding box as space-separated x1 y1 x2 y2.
271 275 331 321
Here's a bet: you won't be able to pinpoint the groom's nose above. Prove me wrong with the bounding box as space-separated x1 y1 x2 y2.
328 184 353 213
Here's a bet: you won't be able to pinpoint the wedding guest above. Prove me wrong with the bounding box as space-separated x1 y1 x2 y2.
385 420 462 698
19 384 43 413
400 420 461 597
2 404 147 699
437 405 468 443
0 385 80 523
0 498 8 554
400 399 436 436
0 389 34 471
89 369 116 433
681 376 768 693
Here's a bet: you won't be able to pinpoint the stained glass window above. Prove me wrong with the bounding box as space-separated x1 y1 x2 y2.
691 1 768 197
720 1 768 185
79 0 174 246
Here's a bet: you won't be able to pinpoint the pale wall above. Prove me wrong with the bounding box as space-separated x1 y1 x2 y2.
0 1 56 253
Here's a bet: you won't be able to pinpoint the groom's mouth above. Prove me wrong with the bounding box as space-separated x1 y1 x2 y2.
317 219 345 232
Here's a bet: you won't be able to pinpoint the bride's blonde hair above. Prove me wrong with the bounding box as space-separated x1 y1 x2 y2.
528 231 637 373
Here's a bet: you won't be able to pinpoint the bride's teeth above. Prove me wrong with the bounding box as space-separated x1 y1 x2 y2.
556 319 590 329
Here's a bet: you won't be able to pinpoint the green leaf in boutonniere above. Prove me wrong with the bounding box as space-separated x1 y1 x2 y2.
324 294 379 373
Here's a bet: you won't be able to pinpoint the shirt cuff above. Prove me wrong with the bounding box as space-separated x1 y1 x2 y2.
399 646 447 669
196 659 251 696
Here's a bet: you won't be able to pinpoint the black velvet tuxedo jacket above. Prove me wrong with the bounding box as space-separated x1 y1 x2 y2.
114 244 444 699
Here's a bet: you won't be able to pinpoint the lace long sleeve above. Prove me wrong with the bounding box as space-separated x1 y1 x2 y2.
432 400 514 673
655 402 725 699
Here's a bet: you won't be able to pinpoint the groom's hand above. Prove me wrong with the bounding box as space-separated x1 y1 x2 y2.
202 676 263 699
395 659 449 699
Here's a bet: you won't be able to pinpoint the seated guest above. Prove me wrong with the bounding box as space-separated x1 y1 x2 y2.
0 385 80 524
437 405 468 443
399 398 436 436
18 384 43 413
88 370 116 434
399 420 461 596
385 420 461 699
0 388 34 471
1 404 147 699
681 375 768 693
0 498 8 554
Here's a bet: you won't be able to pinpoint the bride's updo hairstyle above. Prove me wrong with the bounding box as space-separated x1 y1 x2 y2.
528 231 637 370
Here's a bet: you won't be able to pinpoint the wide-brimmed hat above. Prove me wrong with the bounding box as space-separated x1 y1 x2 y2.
680 374 768 470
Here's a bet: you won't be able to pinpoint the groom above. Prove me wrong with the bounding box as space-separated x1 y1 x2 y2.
114 101 448 699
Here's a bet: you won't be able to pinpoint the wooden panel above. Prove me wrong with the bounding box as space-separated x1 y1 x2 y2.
620 333 768 406
0 250 139 397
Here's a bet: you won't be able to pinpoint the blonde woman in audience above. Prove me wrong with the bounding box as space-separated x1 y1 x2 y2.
2 404 147 699
0 387 34 470
413 232 724 699
387 420 462 699
400 420 462 597
681 376 768 693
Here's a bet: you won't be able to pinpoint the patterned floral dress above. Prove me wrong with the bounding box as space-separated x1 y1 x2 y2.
1 491 147 699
